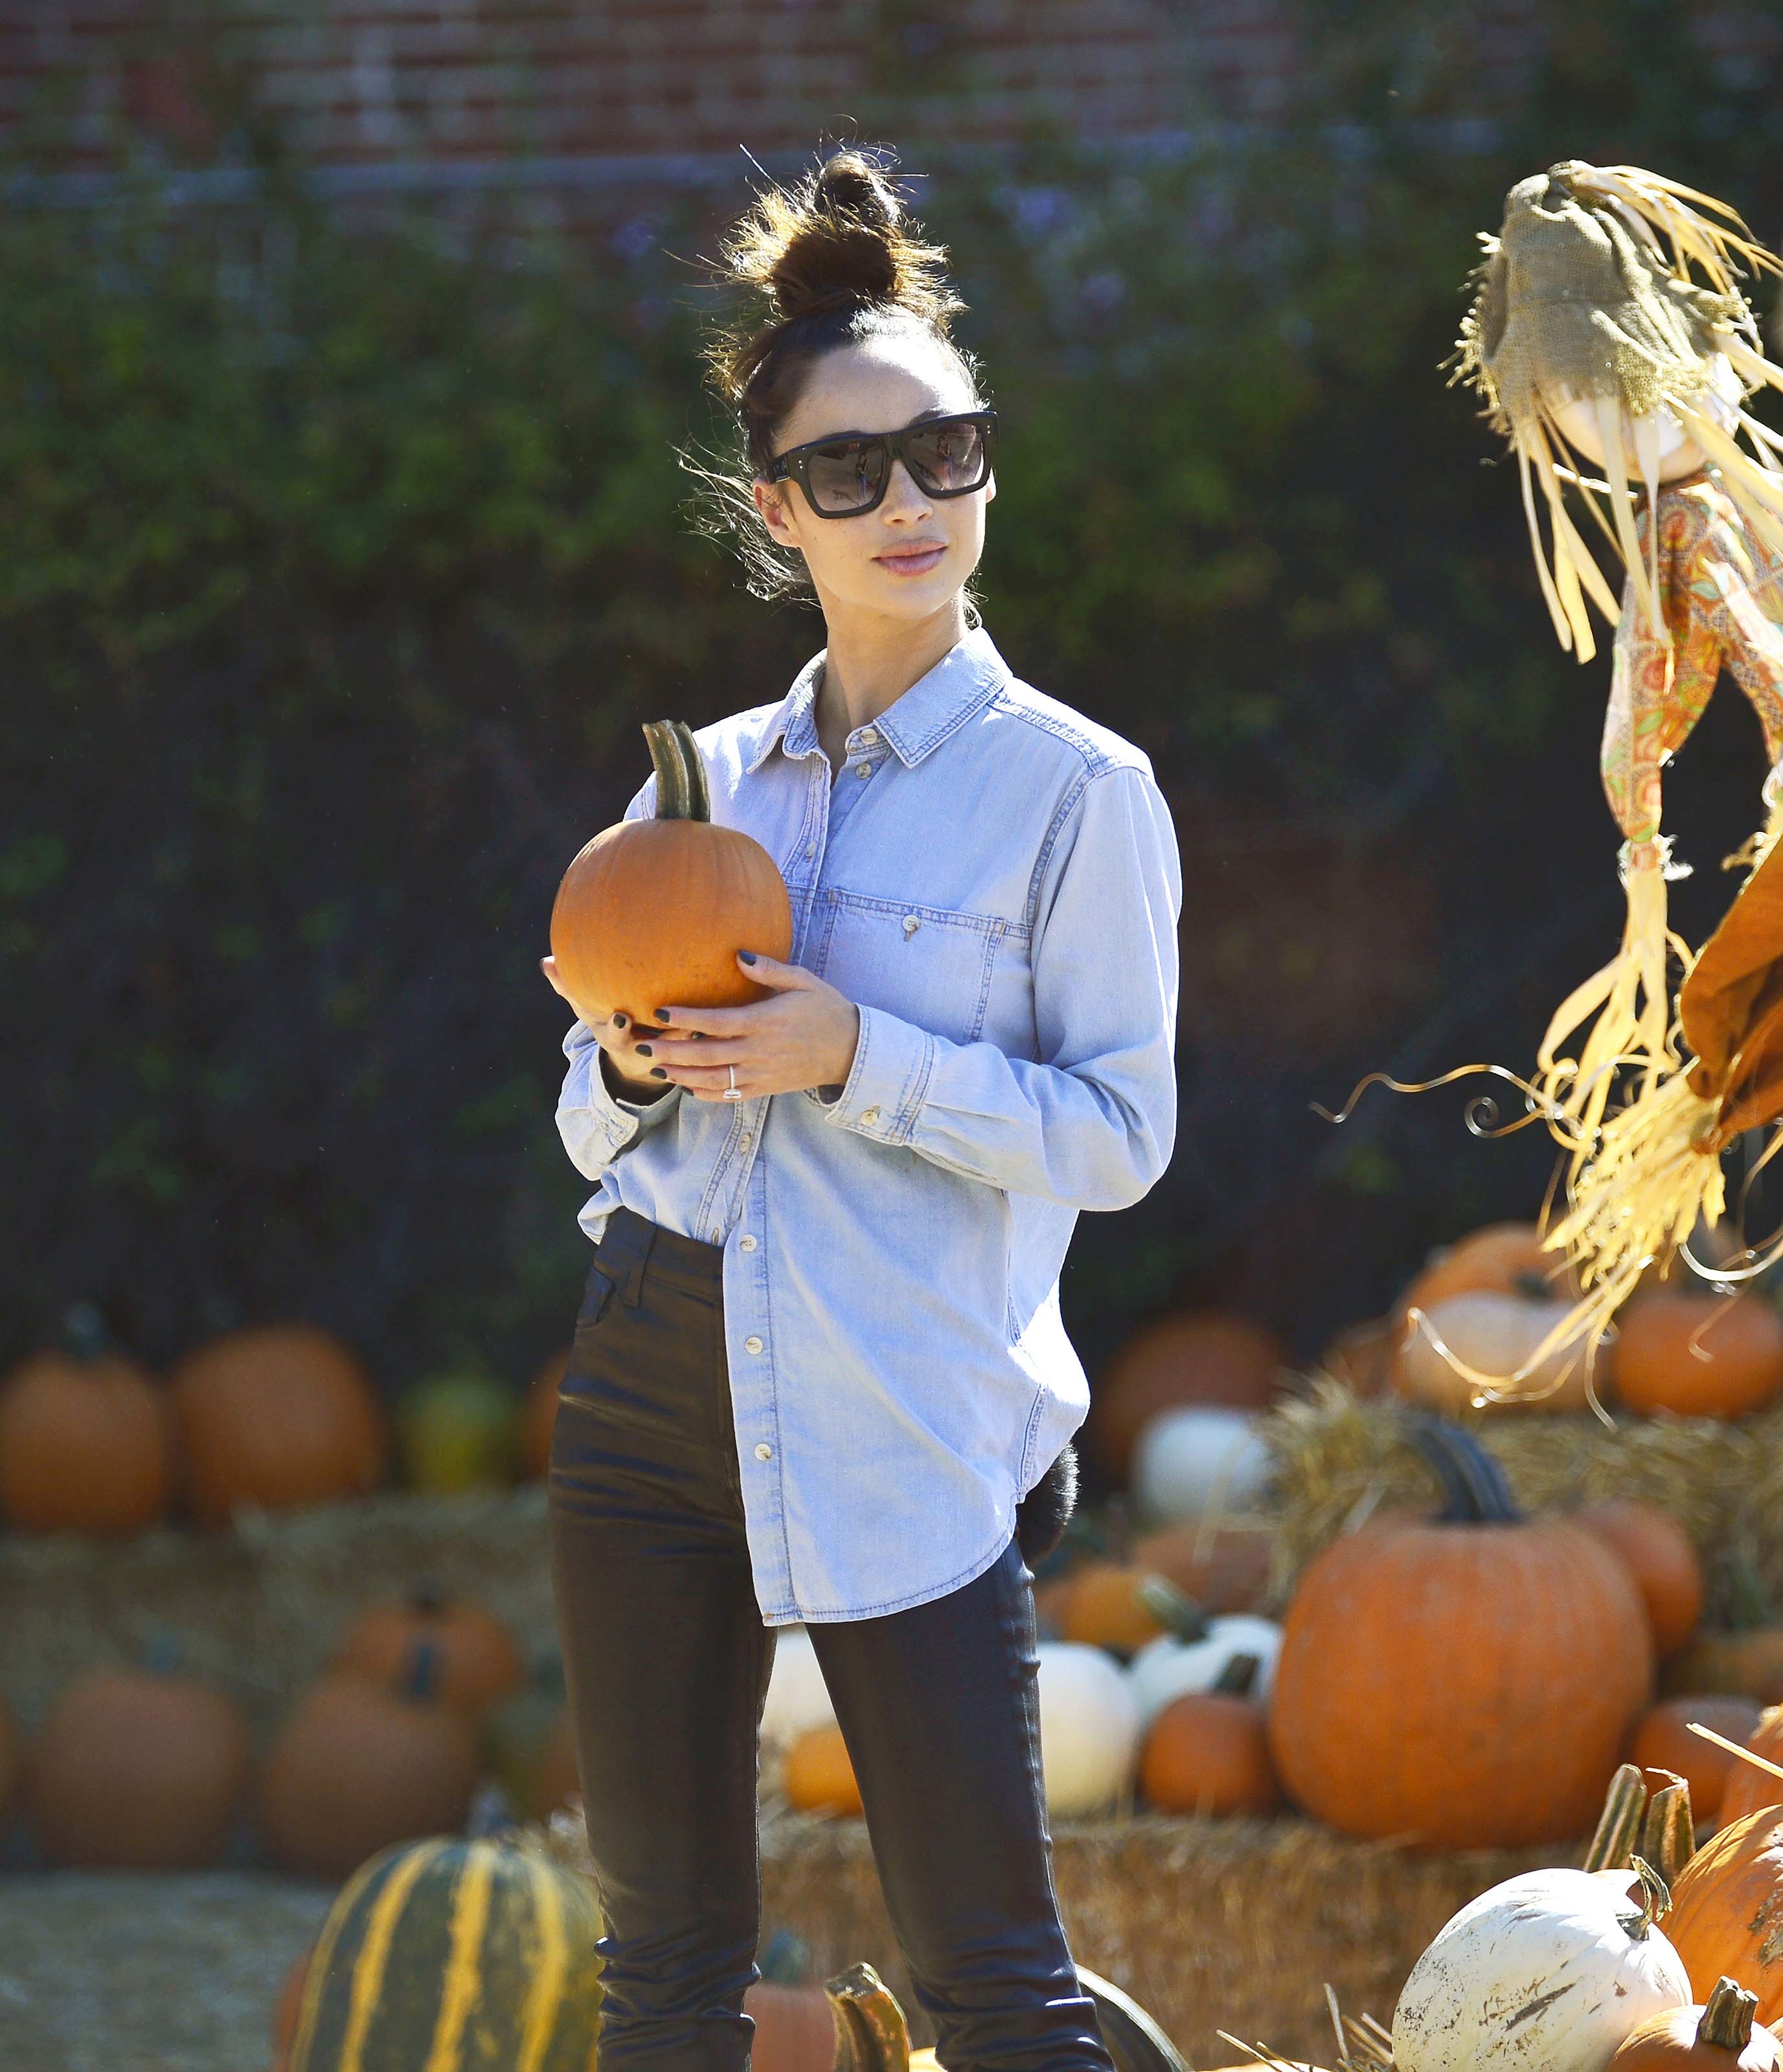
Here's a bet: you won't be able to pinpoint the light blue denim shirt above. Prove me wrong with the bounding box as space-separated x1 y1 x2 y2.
555 624 1182 1626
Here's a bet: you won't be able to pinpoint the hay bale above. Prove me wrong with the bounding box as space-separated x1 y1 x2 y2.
0 1485 558 1737
535 1796 1551 2067
1261 1377 1783 1625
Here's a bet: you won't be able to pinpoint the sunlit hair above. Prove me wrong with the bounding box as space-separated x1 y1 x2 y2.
680 146 990 609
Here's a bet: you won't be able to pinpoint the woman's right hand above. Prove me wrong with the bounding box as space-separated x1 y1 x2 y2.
540 955 672 1096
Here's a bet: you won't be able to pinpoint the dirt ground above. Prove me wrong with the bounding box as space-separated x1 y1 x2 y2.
0 1869 334 2072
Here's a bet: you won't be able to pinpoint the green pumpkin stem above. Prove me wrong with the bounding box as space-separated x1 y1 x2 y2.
1639 1776 1696 1887
1584 1763 1649 1873
1135 1573 1211 1643
642 719 712 823
1212 1651 1262 1698
824 1961 911 2072
1405 1414 1521 1525
1699 1977 1759 2051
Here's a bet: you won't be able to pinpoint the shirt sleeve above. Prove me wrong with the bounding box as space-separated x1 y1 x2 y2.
806 760 1181 1211
552 771 685 1181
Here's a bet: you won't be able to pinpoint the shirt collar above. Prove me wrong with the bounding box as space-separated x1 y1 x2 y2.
744 623 1010 775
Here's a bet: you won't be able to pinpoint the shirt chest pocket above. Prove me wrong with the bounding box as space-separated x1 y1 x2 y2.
813 891 1005 1048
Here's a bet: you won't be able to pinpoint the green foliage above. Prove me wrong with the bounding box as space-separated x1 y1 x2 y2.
8 0 1783 1394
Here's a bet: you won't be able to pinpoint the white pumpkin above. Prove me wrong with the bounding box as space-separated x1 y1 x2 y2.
759 1627 835 1776
1392 1864 1690 2072
1034 1642 1142 1818
1130 1406 1270 1526
1126 1614 1283 1726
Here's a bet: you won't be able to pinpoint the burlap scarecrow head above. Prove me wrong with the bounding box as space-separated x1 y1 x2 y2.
1451 159 1783 660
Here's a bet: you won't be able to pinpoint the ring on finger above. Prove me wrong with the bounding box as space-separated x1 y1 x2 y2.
721 1062 742 1101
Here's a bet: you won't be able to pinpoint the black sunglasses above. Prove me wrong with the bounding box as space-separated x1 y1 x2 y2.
765 409 999 518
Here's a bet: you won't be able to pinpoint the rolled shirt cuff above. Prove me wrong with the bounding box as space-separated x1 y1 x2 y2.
806 1003 935 1143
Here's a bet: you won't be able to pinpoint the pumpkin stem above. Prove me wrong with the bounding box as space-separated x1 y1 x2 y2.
1405 1415 1521 1526
642 719 712 824
1699 1977 1760 2051
1134 1573 1210 1643
824 1961 911 2072
1626 1854 1673 1937
1639 1775 1696 1887
1213 1652 1263 1698
1584 1764 1649 1873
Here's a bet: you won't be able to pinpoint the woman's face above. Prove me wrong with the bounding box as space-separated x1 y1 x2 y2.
751 333 995 624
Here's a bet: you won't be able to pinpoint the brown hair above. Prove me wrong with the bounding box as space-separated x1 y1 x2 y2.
681 147 989 606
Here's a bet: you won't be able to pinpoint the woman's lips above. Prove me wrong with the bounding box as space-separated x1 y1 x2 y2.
875 545 948 576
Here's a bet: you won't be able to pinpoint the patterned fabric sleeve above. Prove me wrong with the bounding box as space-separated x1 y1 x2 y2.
1600 475 1783 852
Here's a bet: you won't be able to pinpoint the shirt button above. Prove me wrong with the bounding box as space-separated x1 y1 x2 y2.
740 1234 758 1252
754 1441 774 1461
854 761 872 779
860 1105 881 1125
745 1334 764 1355
805 842 816 859
858 726 878 744
710 1228 722 1243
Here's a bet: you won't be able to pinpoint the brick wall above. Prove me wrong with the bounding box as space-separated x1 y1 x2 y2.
3 1 1778 198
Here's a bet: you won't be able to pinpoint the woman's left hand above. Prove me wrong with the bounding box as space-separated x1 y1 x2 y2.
638 952 861 1101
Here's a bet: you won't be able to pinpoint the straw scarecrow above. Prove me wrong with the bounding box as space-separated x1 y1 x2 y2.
1392 161 1783 1399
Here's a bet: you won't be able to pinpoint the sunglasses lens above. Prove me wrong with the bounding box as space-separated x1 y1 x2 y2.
906 419 990 494
804 438 888 513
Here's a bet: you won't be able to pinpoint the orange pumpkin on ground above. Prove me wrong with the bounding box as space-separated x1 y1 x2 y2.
1394 1221 1578 1322
1266 1417 1654 1848
1609 1977 1782 2069
521 1346 569 1479
1054 1561 1179 1655
1721 1706 1783 1829
257 1638 481 1879
27 1654 253 1867
328 1575 525 1720
1629 1698 1764 1823
170 1321 387 1527
1665 1631 1783 1707
1083 1311 1288 1484
745 1979 837 2072
1139 1680 1277 1816
551 717 792 1026
783 1722 863 1817
1577 1501 1705 1658
1665 1805 1783 2027
1615 1293 1783 1421
0 1305 175 1535
1127 1520 1273 1614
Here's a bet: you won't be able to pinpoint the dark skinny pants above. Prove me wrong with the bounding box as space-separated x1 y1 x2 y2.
546 1205 1116 2072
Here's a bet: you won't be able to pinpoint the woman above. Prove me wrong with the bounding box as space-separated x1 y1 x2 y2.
540 148 1181 2072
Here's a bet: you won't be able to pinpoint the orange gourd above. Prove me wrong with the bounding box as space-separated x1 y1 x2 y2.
1578 1501 1705 1658
1616 1294 1783 1421
1609 1979 1783 2069
328 1575 525 1719
1128 1520 1273 1614
551 718 792 1025
783 1722 864 1817
170 1320 387 1527
1139 1662 1278 1817
258 1637 481 1878
1629 1698 1764 1823
1395 1221 1578 1322
0 1304 175 1535
520 1345 569 1479
1266 1417 1654 1848
1666 1807 1783 2027
1721 1707 1783 1829
1084 1311 1288 1483
1055 1560 1178 1654
1665 1631 1783 1707
27 1643 253 1868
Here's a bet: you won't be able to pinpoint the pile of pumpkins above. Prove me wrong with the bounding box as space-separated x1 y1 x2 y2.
0 1303 577 1538
0 1576 589 1877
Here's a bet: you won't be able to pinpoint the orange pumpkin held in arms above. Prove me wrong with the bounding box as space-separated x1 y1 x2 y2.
550 719 792 1026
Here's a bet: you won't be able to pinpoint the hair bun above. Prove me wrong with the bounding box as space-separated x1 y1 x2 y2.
717 148 960 335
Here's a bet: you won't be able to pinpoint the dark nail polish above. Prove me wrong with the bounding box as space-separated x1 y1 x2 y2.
692 1031 707 1041
635 1043 653 1056
612 1012 628 1028
738 950 757 965
650 1066 668 1077
654 1008 671 1022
